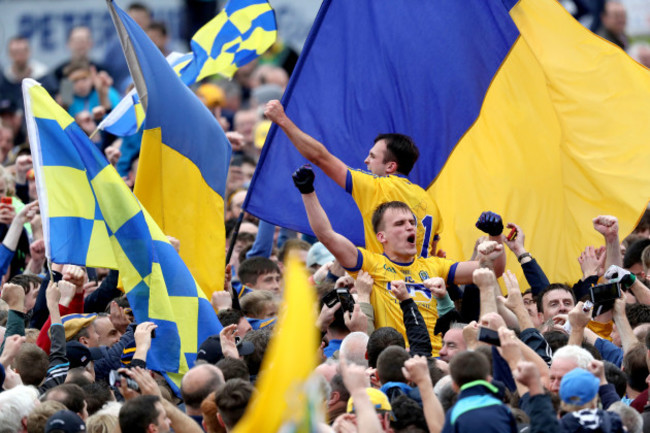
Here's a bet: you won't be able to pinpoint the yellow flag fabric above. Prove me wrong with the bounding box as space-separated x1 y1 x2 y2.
232 256 319 432
429 0 650 284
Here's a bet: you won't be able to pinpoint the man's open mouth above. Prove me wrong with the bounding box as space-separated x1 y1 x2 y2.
407 235 415 244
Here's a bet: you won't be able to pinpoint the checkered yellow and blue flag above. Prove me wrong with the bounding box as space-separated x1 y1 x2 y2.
178 0 277 83
108 0 232 298
23 78 222 379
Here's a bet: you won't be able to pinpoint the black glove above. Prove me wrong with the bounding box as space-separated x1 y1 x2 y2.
475 211 503 236
292 164 315 194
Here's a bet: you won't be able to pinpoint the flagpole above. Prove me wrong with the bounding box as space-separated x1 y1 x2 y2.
89 127 100 140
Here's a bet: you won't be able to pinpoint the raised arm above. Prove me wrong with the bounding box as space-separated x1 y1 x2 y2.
295 166 359 268
266 101 348 188
593 215 622 270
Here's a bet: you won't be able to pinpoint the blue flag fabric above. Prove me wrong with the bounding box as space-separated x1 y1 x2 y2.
244 0 650 283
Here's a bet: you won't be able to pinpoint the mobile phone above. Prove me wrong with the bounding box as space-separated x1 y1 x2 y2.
336 288 355 313
109 370 140 391
52 270 64 283
322 289 339 308
478 327 501 346
1 197 11 205
506 227 517 242
151 329 156 339
590 282 621 304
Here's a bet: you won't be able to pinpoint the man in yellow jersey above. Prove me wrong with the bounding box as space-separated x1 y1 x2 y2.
292 165 505 355
265 100 442 257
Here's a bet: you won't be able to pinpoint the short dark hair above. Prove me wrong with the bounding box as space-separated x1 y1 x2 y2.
215 379 253 430
127 2 152 14
181 366 224 410
329 373 350 403
623 239 650 268
217 309 244 328
119 395 161 433
9 274 42 295
542 330 568 354
377 346 410 384
536 284 575 314
604 361 627 398
449 350 490 387
622 345 649 392
44 384 87 414
14 343 48 386
83 382 113 415
216 357 250 382
375 133 419 176
238 257 280 287
367 327 405 369
371 201 414 234
147 21 167 36
390 395 428 433
625 303 650 328
242 328 271 375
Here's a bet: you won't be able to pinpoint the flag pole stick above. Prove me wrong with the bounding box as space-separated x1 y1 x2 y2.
89 127 100 140
225 211 244 310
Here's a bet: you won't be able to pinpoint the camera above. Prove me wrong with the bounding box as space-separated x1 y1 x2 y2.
109 370 139 392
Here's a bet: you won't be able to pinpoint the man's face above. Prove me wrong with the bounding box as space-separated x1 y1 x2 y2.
236 316 252 337
602 2 627 35
548 357 578 394
8 40 30 69
94 316 121 347
364 139 390 176
67 28 93 59
439 328 466 362
81 323 101 348
153 401 171 433
540 289 574 321
627 262 646 281
253 271 282 294
523 292 538 316
377 208 417 257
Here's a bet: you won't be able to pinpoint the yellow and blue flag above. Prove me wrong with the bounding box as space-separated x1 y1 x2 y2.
108 0 232 297
232 256 320 433
98 0 276 138
179 0 277 83
96 88 145 137
244 0 650 284
23 78 222 378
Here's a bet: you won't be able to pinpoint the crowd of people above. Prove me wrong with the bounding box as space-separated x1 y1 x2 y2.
0 0 649 432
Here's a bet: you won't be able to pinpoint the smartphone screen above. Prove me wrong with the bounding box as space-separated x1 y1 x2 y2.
336 288 355 313
590 282 621 304
478 327 501 346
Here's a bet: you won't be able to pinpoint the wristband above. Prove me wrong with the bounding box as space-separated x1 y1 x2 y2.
517 252 532 263
622 273 636 289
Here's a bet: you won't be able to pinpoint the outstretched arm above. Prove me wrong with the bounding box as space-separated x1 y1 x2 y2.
266 101 348 188
295 166 359 268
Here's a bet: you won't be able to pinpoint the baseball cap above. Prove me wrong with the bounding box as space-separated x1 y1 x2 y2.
306 242 335 269
347 387 392 413
66 341 102 368
559 368 600 406
0 99 18 115
196 335 255 364
45 410 86 433
61 313 97 341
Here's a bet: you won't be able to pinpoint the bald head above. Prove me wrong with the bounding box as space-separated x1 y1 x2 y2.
181 364 224 414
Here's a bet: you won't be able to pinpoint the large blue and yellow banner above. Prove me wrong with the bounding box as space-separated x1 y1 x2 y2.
108 0 232 297
244 0 650 283
23 78 222 379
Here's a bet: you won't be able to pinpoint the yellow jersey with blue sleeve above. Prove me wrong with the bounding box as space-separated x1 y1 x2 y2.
346 247 458 356
346 169 443 257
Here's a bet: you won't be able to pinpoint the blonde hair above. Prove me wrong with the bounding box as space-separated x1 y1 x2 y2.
240 290 278 318
86 413 119 433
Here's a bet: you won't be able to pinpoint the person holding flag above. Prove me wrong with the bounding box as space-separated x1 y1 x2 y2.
264 100 444 258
